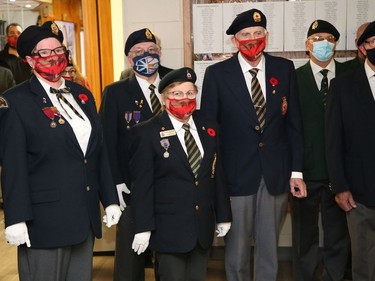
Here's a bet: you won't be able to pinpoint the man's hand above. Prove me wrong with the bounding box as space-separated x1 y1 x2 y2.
132 231 151 255
216 222 231 237
103 204 122 227
5 222 31 247
116 183 131 211
335 191 357 212
290 178 307 198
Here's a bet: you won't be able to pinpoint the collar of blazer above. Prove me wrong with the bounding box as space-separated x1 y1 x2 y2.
157 111 212 178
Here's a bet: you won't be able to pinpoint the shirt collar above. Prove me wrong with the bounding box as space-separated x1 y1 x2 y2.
364 59 375 80
38 77 66 94
238 52 265 74
309 59 335 76
135 73 161 94
168 113 197 132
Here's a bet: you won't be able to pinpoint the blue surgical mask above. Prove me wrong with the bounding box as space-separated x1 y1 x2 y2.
311 40 334 62
132 52 160 77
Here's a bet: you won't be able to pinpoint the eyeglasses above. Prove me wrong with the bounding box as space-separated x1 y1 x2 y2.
166 90 198 99
61 70 77 76
308 35 336 43
31 46 66 58
129 46 160 57
364 38 375 48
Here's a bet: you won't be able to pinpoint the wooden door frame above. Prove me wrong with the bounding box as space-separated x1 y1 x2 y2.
81 0 113 108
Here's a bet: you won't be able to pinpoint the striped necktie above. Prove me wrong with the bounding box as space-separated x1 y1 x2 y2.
320 69 329 106
249 68 266 130
50 87 85 120
182 123 202 178
149 84 162 115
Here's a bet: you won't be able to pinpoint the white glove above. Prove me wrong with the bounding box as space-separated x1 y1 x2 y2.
116 183 131 211
5 222 31 247
132 231 151 255
103 204 122 228
216 222 231 237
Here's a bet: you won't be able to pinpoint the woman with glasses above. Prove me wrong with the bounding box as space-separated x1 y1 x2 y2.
62 49 90 90
130 67 232 281
0 21 121 281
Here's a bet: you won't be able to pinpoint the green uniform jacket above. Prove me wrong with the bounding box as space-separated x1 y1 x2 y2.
296 60 348 181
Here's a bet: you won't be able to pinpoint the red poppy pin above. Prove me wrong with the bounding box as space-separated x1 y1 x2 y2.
270 77 279 86
269 77 279 94
207 128 216 137
78 94 88 104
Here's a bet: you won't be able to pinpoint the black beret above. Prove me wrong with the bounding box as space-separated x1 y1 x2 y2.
17 21 64 60
124 28 156 56
357 21 375 46
226 9 267 35
307 20 340 41
158 67 197 93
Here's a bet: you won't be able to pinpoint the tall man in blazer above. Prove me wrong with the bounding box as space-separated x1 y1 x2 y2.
291 20 350 281
130 67 232 281
99 28 172 281
200 9 307 281
0 21 121 281
326 21 375 281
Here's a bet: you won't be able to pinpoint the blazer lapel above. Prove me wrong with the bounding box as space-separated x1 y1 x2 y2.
158 112 193 176
225 54 259 124
354 68 375 126
128 76 154 121
67 84 98 156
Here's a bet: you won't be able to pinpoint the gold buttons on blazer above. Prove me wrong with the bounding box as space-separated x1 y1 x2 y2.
255 125 260 131
258 142 264 148
195 205 199 211
84 159 88 164
86 186 90 191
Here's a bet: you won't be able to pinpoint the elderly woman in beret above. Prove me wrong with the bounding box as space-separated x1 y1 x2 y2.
129 67 232 281
0 21 121 281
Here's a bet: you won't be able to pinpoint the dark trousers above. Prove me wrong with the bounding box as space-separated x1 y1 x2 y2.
347 202 375 281
113 206 146 281
18 234 94 281
291 181 350 281
156 244 209 281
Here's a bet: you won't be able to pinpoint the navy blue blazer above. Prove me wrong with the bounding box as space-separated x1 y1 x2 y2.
200 53 304 196
100 69 172 205
130 111 232 253
0 76 119 248
326 66 375 207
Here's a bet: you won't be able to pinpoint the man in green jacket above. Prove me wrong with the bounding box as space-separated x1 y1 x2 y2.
291 19 351 281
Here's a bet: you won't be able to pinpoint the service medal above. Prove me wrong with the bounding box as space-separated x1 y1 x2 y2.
160 139 170 158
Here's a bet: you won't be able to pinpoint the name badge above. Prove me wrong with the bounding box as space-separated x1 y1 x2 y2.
160 129 176 138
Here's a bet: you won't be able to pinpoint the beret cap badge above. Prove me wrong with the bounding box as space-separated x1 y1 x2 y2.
145 28 153 40
51 22 59 35
253 12 261 23
312 20 318 30
187 70 192 80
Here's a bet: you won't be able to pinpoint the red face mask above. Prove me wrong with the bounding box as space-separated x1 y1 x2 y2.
7 35 18 49
236 36 266 62
166 98 197 121
33 54 68 82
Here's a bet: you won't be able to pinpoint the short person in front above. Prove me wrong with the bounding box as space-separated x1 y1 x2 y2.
0 21 121 281
130 67 232 281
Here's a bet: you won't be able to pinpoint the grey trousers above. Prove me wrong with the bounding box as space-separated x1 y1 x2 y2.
18 234 94 281
224 178 288 281
347 202 375 281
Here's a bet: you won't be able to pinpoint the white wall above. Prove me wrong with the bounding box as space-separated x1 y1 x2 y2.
111 0 184 81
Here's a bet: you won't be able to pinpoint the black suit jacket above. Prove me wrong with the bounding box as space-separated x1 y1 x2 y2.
0 76 119 248
296 60 348 181
99 69 172 205
326 65 375 207
130 111 232 253
200 53 304 196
